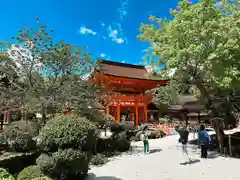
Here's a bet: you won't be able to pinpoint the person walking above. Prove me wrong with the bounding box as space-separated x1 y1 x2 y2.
198 124 210 158
175 125 190 160
140 129 149 154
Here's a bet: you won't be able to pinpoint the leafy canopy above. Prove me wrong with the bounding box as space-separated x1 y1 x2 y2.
0 17 98 117
139 0 240 92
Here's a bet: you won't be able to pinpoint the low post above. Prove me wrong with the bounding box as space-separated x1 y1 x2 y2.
228 134 232 156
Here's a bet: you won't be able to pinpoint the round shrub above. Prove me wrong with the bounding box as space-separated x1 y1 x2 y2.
37 149 89 180
0 133 8 150
5 121 38 139
112 133 131 152
90 154 108 166
109 123 124 134
35 154 54 176
0 168 14 180
17 165 44 180
37 115 98 152
4 121 39 152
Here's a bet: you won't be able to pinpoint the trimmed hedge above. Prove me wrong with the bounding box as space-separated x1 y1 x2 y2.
90 154 108 166
96 131 130 154
0 133 8 150
36 115 99 180
37 149 89 180
37 115 98 152
17 165 44 180
0 168 14 180
4 121 39 152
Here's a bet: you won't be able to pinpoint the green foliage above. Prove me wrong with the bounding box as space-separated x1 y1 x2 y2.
112 133 131 152
90 154 108 166
35 154 54 176
0 132 8 150
36 149 89 180
0 168 15 180
4 121 39 152
139 0 240 92
37 115 98 152
17 165 44 180
96 131 131 154
0 17 98 123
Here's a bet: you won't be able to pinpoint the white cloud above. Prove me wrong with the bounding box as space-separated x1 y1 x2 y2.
100 22 105 27
100 53 106 58
115 38 124 44
108 27 125 44
117 0 128 20
78 26 96 35
121 60 125 63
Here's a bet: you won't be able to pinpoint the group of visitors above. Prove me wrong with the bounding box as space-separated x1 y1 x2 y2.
176 124 210 159
140 124 211 158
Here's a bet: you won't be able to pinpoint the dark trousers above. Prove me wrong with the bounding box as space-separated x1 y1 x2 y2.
201 144 208 158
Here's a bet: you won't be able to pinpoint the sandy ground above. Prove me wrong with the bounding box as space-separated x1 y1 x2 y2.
86 134 240 180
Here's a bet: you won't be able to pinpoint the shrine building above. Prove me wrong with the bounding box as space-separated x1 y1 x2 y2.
92 60 168 125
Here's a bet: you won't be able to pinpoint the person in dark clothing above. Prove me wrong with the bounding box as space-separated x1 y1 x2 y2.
198 124 210 158
175 125 190 160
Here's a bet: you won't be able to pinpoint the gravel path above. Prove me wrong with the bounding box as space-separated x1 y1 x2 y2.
87 134 240 180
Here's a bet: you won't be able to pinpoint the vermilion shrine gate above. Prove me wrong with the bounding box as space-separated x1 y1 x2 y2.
92 60 168 125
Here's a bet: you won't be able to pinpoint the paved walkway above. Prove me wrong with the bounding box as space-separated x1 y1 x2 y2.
87 134 240 180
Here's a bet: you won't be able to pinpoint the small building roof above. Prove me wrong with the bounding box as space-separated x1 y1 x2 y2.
97 60 150 80
169 94 205 112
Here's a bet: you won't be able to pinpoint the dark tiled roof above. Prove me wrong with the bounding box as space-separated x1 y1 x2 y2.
98 60 148 79
169 94 204 111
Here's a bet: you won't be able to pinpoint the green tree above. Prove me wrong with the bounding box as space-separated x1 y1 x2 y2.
232 0 240 9
138 0 240 153
0 17 98 123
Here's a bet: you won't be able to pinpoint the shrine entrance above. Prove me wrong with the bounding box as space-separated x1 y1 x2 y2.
106 95 151 125
120 107 134 122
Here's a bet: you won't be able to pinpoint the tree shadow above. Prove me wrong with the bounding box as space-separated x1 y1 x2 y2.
149 148 162 154
86 173 123 180
206 151 221 159
180 158 200 165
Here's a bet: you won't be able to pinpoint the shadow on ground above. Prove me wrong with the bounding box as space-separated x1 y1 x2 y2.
86 173 123 180
187 145 221 159
149 148 162 154
180 158 200 165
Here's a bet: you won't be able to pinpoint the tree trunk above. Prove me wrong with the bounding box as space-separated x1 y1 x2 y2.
194 79 225 153
41 104 46 124
211 117 225 154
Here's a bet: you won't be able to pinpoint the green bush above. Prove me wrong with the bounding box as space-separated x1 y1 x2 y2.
109 132 130 152
35 154 54 176
37 115 98 152
112 134 131 152
4 121 38 152
17 165 44 180
96 131 130 154
0 132 8 150
37 149 89 180
0 168 14 180
90 154 108 166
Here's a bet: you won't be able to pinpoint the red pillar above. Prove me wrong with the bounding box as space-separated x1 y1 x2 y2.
117 103 121 122
106 103 110 115
144 103 148 123
135 103 139 125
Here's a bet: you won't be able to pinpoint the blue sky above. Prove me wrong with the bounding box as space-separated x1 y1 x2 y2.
0 0 180 65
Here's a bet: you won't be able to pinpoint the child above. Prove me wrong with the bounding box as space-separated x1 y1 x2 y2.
140 129 149 154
